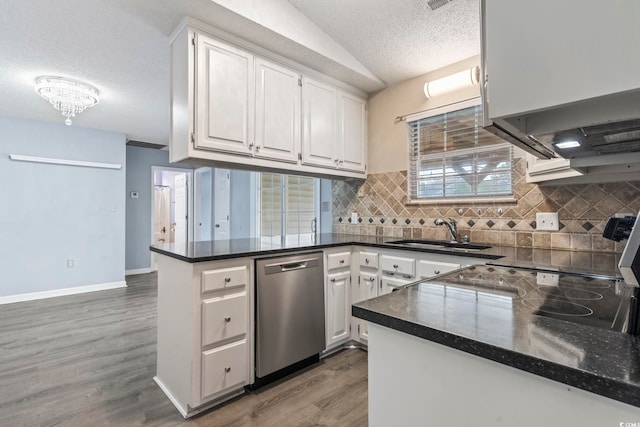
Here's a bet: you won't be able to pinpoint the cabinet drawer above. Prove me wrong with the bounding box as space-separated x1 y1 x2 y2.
202 293 247 347
202 266 247 293
201 340 247 399
418 260 460 279
380 255 415 277
380 276 414 296
359 251 379 269
327 252 351 271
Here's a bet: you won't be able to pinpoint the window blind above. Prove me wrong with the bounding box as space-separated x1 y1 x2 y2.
408 104 513 201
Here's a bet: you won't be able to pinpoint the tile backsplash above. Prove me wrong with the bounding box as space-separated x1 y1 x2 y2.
332 158 640 253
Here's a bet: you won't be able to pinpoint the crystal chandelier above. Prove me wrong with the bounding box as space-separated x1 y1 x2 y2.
35 76 100 126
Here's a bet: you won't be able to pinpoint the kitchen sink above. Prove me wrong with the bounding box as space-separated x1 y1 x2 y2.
386 239 492 251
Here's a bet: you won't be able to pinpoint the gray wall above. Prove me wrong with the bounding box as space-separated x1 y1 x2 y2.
0 116 126 297
125 146 195 271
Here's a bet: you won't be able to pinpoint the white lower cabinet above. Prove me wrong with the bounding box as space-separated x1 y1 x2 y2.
202 340 248 399
380 275 414 295
155 256 252 418
326 270 351 348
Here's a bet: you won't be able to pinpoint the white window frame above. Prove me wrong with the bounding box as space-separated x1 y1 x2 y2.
254 172 321 245
406 97 516 204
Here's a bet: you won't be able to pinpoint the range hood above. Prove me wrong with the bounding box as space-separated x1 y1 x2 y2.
479 0 640 164
482 89 640 161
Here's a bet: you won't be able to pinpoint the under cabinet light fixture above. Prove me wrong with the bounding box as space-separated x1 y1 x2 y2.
555 140 581 149
35 76 100 125
424 66 480 99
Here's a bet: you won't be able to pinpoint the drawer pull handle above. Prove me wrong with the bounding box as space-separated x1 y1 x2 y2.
225 367 231 373
434 270 440 275
393 264 399 269
339 260 345 264
224 277 231 283
224 317 231 323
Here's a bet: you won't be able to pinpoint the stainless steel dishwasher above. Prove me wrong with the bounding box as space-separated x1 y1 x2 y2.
255 252 325 383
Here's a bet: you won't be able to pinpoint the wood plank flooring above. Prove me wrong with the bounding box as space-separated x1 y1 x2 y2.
0 273 368 427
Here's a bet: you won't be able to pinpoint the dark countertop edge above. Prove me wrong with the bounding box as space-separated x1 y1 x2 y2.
352 305 640 408
149 240 504 263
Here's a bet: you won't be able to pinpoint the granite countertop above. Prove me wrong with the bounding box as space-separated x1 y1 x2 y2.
150 233 622 278
353 264 640 408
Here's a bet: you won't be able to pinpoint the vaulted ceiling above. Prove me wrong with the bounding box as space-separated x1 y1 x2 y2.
0 0 479 145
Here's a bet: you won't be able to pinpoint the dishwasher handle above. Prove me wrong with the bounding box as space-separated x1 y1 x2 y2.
263 256 321 274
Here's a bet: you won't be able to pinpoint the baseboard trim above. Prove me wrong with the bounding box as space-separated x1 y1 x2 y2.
153 376 188 418
0 281 127 305
125 267 154 276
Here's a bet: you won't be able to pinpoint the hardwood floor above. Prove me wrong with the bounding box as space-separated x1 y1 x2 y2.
0 273 368 427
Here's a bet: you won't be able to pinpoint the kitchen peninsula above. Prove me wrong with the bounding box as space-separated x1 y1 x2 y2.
150 234 640 422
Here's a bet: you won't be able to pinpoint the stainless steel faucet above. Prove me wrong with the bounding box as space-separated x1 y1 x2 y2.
434 218 458 242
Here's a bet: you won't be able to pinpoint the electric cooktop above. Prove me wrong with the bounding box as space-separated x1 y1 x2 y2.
421 265 634 333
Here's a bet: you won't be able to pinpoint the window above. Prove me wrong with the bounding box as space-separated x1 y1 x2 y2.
407 101 513 202
256 173 319 245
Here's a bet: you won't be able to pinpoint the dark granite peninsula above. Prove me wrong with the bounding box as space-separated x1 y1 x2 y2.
354 265 640 426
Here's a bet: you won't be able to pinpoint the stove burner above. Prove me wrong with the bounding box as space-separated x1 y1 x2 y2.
521 298 594 317
535 286 603 301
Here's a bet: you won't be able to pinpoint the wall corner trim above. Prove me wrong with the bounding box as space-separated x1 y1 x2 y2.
0 281 127 305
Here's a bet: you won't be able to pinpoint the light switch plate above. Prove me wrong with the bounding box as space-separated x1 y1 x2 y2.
536 212 559 231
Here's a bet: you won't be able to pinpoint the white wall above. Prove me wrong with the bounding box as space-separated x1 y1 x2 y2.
0 116 126 298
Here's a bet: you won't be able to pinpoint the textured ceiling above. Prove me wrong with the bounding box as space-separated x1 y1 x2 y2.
288 0 480 86
0 0 480 145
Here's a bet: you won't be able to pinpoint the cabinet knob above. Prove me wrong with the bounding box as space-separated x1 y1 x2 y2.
339 260 345 264
224 317 231 322
249 143 254 150
224 277 231 283
225 367 231 373
339 160 343 165
393 264 399 269
434 270 440 275
331 278 336 283
365 258 369 264
256 145 261 152
368 277 375 282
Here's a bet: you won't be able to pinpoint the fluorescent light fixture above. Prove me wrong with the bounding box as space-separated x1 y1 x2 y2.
424 66 480 99
554 140 581 149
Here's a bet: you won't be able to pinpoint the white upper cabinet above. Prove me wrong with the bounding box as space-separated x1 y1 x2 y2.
254 58 301 163
302 77 338 169
338 92 366 173
302 76 367 172
195 33 253 155
170 21 367 179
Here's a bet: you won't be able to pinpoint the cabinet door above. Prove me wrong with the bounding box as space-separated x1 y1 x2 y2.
380 276 413 296
326 270 350 348
302 77 337 169
254 58 300 163
196 34 253 155
338 92 366 173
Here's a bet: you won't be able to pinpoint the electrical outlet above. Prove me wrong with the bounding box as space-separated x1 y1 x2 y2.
536 271 559 286
536 212 559 231
67 259 74 268
351 212 358 224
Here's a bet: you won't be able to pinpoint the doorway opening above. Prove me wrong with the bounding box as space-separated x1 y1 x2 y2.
151 166 193 270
